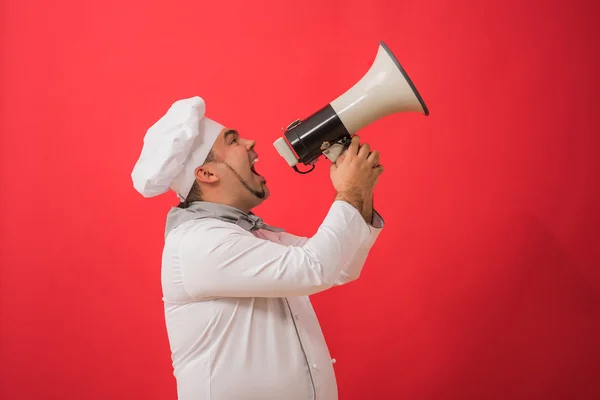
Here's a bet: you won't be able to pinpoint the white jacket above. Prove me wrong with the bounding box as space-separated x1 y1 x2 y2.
161 200 384 399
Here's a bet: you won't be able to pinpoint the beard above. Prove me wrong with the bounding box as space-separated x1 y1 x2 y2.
223 162 267 199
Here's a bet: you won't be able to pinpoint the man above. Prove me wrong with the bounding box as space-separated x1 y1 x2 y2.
131 96 385 400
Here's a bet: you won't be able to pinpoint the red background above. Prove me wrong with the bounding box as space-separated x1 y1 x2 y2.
1 0 599 399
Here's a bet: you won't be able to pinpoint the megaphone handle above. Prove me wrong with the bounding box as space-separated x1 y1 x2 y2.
322 137 351 163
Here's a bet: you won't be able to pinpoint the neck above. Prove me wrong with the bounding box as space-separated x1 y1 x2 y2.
199 192 254 214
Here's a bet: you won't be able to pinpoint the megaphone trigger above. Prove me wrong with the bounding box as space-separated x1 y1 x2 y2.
321 137 351 163
273 40 428 173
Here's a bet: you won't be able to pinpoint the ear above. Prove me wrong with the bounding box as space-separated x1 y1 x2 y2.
194 165 220 184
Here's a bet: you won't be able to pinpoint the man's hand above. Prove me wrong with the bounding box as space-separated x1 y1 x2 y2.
330 135 383 220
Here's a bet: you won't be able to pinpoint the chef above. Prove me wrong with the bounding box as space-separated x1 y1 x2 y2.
131 96 385 400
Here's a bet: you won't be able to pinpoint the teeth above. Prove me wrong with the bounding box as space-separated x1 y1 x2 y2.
252 158 258 165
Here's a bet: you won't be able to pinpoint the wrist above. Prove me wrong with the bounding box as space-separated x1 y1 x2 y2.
335 191 364 215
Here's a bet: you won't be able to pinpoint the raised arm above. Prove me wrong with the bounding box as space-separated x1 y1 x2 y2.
172 200 372 298
275 206 384 286
275 167 385 286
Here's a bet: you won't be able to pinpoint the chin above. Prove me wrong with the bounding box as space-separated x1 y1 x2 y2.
255 181 270 200
261 185 270 199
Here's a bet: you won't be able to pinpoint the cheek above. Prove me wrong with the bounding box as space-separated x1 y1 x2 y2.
236 156 251 171
226 152 251 173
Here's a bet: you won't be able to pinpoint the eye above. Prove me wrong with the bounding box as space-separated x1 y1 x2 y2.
225 130 240 145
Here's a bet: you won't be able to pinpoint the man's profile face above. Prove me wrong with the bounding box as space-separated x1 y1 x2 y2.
204 128 270 208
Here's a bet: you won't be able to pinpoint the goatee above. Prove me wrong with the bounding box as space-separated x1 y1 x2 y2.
224 162 267 199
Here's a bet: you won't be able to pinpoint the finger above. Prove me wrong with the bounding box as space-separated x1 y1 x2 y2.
367 150 380 166
374 164 384 175
358 142 371 159
346 135 360 157
335 153 347 165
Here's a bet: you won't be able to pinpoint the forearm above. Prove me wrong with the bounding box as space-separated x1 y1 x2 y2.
362 190 374 225
335 191 364 218
335 190 374 225
333 208 384 285
275 200 385 287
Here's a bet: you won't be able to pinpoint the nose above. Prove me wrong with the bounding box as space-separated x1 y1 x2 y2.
245 138 256 150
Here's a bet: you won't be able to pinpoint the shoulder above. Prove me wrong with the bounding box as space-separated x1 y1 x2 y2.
168 217 249 242
165 217 252 256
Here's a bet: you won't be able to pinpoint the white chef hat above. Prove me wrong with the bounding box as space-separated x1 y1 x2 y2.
131 96 224 201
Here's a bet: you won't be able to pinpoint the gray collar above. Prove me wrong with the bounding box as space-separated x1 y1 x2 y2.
164 201 284 238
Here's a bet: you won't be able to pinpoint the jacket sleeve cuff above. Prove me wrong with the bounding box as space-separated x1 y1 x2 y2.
369 209 384 229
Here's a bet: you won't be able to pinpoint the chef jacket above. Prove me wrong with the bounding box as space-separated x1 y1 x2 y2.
161 199 384 399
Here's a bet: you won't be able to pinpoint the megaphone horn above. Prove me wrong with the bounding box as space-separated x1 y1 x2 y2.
273 40 429 174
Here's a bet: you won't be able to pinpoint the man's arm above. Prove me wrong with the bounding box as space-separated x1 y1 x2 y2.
174 200 374 298
276 192 384 286
335 201 384 285
361 189 374 225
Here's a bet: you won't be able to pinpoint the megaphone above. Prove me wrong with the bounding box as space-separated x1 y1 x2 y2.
273 41 429 173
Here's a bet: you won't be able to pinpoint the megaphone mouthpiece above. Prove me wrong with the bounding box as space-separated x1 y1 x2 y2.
273 40 429 172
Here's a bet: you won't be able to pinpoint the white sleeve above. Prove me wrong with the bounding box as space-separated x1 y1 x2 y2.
177 201 373 298
333 209 384 285
276 209 384 286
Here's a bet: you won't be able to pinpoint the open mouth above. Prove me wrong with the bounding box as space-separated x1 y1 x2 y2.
250 157 261 177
